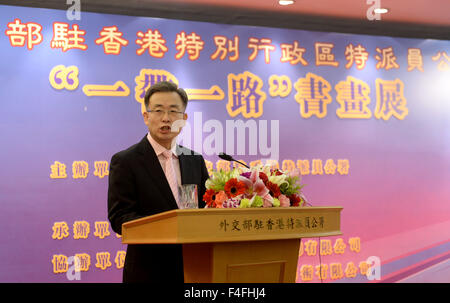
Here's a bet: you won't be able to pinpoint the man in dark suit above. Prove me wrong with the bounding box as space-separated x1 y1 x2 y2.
108 81 209 283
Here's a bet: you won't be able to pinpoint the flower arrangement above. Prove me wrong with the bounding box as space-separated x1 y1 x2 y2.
203 164 306 208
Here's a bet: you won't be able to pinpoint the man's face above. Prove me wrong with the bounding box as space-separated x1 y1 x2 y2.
143 91 188 149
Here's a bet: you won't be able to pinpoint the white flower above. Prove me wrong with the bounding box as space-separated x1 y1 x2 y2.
268 174 288 187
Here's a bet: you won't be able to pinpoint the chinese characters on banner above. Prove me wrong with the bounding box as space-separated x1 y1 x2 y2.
49 158 350 179
50 161 110 179
51 220 125 273
5 19 447 70
5 18 450 122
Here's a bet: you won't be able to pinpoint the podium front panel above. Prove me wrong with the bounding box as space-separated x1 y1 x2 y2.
122 207 342 244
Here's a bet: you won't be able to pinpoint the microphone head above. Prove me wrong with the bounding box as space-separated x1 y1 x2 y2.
218 152 233 161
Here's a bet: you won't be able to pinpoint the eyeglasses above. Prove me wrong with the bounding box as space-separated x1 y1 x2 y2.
147 109 185 118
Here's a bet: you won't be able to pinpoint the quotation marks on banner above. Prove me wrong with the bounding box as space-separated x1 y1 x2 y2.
49 65 79 91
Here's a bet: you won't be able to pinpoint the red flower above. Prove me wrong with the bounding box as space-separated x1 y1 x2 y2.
224 178 247 197
266 181 281 198
203 189 217 208
271 169 283 176
288 194 301 207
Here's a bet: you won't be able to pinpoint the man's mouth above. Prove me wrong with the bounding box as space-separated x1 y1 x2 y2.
160 125 171 132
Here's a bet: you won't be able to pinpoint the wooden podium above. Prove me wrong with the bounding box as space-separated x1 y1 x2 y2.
122 207 342 283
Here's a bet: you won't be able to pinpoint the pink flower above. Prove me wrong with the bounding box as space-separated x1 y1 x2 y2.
262 193 273 207
288 168 303 187
288 168 301 179
238 170 270 198
279 194 290 207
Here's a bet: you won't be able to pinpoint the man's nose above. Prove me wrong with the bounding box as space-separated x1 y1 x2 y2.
161 111 171 120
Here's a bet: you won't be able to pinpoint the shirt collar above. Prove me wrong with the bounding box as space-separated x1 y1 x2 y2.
147 133 178 158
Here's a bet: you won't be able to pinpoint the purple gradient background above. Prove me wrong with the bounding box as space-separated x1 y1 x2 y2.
0 5 449 282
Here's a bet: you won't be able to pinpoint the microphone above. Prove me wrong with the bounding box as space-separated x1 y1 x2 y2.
218 152 250 169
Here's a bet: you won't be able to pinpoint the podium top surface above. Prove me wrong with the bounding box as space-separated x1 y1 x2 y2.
121 206 342 244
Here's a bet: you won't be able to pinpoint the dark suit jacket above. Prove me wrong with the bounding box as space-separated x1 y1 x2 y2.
107 135 208 283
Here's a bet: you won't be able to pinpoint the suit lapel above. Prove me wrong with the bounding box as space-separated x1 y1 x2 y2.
136 136 178 209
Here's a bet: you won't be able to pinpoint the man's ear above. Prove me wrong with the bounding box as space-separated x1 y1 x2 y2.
143 111 150 126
